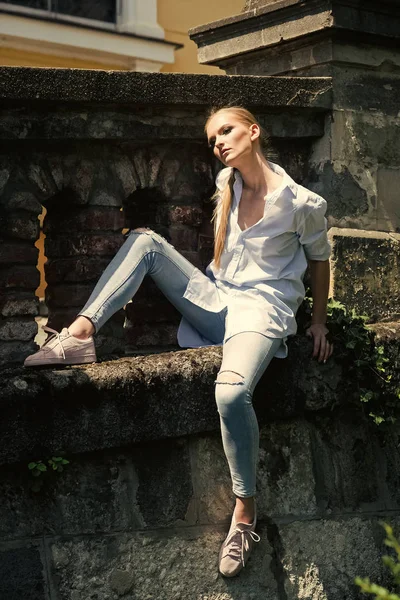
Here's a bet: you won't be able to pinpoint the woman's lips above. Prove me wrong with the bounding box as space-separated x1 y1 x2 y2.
221 148 231 157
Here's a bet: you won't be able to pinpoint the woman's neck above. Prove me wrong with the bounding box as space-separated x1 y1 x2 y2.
237 153 281 196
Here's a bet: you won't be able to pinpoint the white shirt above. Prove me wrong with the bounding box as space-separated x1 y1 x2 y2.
177 161 331 358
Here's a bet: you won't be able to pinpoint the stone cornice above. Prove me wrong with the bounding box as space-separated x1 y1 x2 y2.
0 67 332 110
189 0 400 66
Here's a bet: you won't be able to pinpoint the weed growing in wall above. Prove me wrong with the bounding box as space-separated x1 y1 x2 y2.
28 456 70 492
301 295 400 426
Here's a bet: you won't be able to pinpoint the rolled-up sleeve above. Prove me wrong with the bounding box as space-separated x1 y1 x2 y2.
296 194 331 261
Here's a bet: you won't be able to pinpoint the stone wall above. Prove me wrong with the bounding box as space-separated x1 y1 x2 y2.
1 66 400 600
0 339 400 600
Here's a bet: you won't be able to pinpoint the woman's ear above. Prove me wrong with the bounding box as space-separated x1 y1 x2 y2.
249 123 260 142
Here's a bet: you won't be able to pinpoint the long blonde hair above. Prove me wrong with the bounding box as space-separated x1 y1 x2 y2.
205 106 269 268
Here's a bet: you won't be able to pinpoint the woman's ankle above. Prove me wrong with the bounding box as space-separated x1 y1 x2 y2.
234 496 255 524
68 316 95 339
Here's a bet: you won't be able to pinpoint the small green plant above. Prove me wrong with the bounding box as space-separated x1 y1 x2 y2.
28 456 70 492
301 295 400 426
356 523 400 599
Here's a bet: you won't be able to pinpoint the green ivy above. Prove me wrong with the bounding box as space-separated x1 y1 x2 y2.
27 456 70 492
300 294 400 426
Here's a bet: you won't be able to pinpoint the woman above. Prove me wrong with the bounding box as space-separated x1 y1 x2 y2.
24 106 333 577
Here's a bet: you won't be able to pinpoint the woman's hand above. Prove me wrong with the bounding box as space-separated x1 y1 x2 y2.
306 323 333 363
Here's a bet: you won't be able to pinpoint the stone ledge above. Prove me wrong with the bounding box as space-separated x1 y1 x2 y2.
1 324 398 469
0 337 346 467
0 67 332 110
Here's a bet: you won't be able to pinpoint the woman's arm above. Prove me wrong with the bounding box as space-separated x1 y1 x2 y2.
306 259 333 363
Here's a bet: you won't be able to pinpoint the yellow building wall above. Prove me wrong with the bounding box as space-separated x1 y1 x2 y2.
0 1 244 73
158 0 244 74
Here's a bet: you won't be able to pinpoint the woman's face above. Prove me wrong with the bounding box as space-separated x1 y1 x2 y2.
206 111 259 167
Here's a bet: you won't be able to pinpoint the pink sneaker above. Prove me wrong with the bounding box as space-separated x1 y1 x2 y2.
24 326 97 367
218 511 260 577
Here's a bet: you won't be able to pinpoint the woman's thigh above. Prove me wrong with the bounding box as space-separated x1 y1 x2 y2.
217 332 282 392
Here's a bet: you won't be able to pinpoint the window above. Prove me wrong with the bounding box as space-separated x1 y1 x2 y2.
3 0 117 23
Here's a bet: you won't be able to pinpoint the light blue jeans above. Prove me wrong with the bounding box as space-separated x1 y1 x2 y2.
79 230 281 498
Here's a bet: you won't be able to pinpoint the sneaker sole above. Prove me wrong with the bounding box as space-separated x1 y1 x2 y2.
24 356 97 368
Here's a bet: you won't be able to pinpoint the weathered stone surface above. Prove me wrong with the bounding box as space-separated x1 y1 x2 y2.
0 67 332 111
44 207 125 233
45 257 111 284
0 318 37 342
280 518 388 600
189 434 233 525
0 296 39 317
0 265 39 289
307 161 369 221
0 340 37 366
48 525 278 600
310 413 383 512
1 189 42 213
328 228 400 321
257 420 317 517
168 205 203 227
377 167 400 232
169 226 199 251
0 451 133 540
0 242 38 264
132 439 193 528
124 321 179 348
0 543 46 600
45 233 124 257
0 212 40 241
45 284 93 308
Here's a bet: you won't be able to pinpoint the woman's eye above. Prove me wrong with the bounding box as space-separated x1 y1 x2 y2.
223 127 232 135
208 140 215 149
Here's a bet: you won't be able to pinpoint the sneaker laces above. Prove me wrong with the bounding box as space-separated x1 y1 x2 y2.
225 527 261 567
42 326 67 360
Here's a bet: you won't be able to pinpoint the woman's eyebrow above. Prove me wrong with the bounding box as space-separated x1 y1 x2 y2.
208 123 231 144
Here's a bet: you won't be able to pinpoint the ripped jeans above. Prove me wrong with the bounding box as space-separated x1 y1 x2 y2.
79 229 281 498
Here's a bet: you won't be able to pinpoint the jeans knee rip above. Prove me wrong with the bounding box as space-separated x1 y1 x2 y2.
215 370 245 386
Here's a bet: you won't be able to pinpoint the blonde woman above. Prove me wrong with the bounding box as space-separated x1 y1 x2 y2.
24 106 333 577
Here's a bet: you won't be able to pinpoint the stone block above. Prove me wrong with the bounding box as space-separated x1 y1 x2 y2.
44 207 125 233
257 420 317 518
0 543 46 600
131 439 193 528
0 212 40 240
45 257 111 284
280 518 389 600
311 414 382 512
0 319 37 342
328 228 400 321
0 265 40 289
169 226 199 251
48 525 278 600
0 242 38 264
45 233 124 257
0 451 133 540
0 296 39 317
